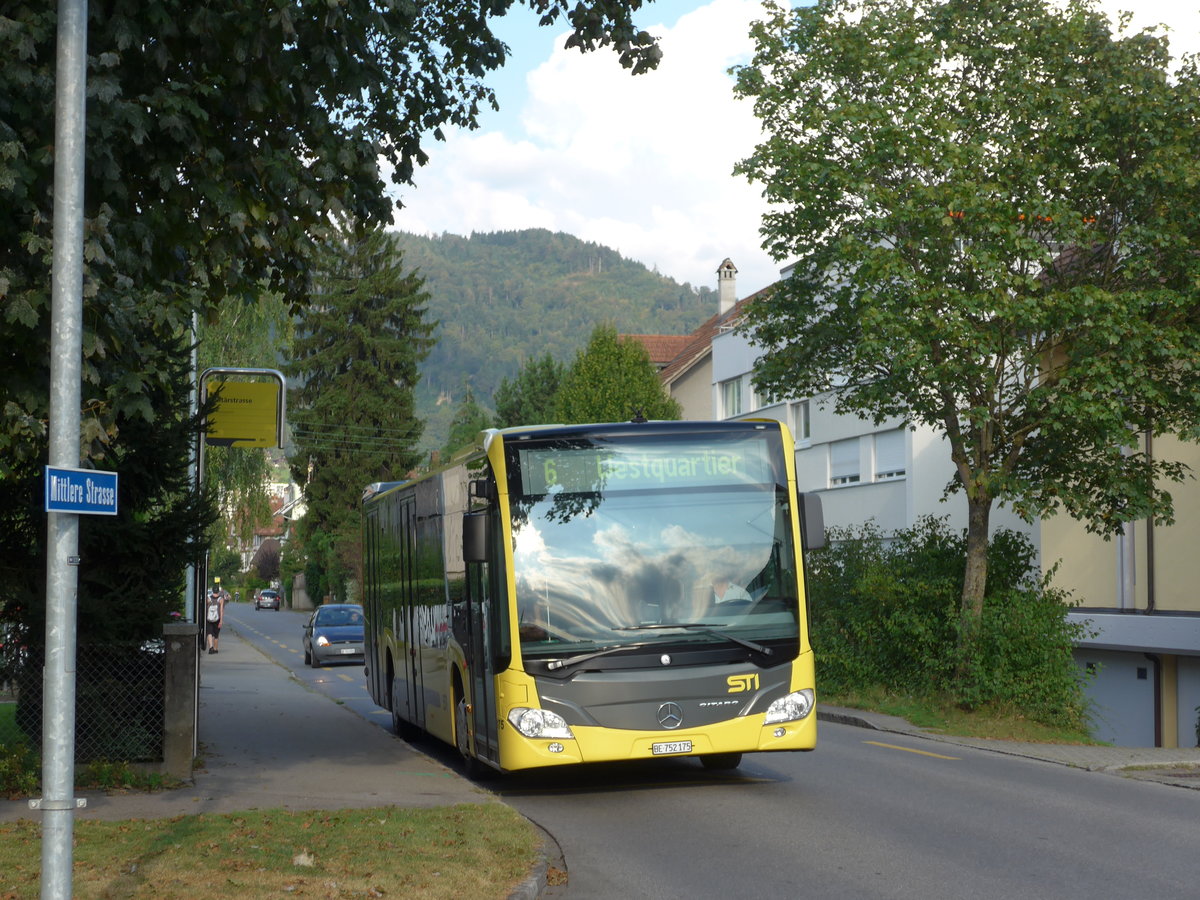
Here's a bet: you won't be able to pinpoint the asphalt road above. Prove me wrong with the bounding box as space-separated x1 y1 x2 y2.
229 600 388 727
227 602 1200 900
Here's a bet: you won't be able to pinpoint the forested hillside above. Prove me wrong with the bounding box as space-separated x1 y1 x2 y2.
391 229 718 453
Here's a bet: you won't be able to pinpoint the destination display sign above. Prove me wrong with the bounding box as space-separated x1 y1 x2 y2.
44 466 119 516
517 438 777 495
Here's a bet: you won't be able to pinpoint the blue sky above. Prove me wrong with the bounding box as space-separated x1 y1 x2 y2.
389 0 1199 299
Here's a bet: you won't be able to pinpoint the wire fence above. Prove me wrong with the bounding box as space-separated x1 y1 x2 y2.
0 640 167 763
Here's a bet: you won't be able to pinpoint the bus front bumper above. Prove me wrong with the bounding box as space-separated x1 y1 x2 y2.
499 707 817 770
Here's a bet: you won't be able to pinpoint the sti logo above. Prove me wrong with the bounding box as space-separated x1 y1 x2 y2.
726 673 760 693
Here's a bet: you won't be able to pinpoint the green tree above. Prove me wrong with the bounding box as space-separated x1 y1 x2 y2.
1 2 661 633
286 221 435 597
494 353 566 428
1 3 661 353
443 389 493 459
808 517 1088 725
0 327 214 645
249 540 282 584
208 545 243 590
554 325 682 424
733 0 1200 657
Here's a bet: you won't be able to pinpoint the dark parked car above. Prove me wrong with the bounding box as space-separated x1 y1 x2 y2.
255 589 281 611
303 604 365 667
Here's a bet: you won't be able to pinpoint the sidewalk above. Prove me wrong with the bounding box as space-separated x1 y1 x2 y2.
818 705 1200 789
0 626 488 823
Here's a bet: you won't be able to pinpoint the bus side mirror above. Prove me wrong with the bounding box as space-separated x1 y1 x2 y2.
469 478 497 502
463 512 490 563
800 493 825 551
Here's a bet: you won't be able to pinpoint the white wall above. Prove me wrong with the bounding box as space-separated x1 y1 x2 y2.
713 327 1030 545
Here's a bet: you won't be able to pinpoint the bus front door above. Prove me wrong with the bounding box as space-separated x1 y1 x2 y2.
465 559 499 766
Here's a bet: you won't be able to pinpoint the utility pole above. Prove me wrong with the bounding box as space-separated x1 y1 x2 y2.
35 1 90 896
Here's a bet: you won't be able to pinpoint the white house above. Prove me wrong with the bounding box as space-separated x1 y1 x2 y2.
704 262 1030 541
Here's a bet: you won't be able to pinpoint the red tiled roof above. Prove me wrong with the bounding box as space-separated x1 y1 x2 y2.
621 334 694 367
656 284 775 385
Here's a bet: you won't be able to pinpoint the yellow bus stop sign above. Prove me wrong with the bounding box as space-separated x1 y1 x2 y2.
206 380 281 448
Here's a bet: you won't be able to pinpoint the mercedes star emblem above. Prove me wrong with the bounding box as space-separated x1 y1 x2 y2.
657 702 684 729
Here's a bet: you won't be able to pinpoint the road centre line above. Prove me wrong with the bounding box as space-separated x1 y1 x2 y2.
864 740 960 760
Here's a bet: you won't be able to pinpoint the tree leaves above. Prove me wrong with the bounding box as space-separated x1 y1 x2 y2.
0 0 663 637
735 0 1200 621
554 324 681 424
285 220 434 591
494 353 566 429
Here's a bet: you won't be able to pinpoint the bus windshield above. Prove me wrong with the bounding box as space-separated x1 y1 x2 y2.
506 431 800 668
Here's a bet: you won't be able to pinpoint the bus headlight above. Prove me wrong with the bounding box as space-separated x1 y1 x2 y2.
507 707 575 740
764 689 815 725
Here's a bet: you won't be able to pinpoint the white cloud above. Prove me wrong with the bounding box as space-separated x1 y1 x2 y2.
392 0 1200 299
1091 1 1200 63
393 0 779 294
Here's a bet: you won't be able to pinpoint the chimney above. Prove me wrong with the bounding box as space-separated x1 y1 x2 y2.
717 258 737 315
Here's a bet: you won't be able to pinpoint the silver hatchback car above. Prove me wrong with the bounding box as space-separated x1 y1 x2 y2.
255 589 281 611
303 604 365 667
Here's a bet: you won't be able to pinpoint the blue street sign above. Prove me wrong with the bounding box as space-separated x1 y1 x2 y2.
44 466 119 516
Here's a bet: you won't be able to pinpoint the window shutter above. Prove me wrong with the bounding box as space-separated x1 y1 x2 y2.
874 429 905 479
829 438 860 484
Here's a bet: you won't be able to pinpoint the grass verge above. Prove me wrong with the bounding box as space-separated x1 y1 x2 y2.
0 802 539 899
0 743 181 799
825 687 1105 744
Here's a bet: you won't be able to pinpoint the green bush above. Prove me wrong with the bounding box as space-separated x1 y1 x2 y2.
0 740 38 798
808 516 1089 728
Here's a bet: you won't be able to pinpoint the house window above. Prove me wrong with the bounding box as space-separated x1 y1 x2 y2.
791 400 811 443
874 429 906 480
721 378 743 418
829 438 860 486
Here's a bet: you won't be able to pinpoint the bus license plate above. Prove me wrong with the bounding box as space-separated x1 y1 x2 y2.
652 740 693 755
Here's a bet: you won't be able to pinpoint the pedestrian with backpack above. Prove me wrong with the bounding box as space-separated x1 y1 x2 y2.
205 588 224 654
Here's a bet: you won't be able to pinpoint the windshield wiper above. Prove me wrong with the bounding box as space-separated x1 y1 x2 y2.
542 640 661 672
615 623 773 657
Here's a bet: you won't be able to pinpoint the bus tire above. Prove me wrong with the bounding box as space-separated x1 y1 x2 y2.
700 752 742 771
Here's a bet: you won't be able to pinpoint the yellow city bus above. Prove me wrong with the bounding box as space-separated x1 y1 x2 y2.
361 419 823 774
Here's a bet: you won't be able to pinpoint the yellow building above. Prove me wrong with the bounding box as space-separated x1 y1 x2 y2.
1046 434 1200 748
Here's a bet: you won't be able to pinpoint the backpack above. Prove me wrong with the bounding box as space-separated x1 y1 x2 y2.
206 596 221 622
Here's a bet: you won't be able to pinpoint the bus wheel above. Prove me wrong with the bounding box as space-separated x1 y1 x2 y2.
700 752 742 771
